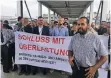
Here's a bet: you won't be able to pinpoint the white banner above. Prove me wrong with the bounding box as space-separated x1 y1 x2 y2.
15 32 72 73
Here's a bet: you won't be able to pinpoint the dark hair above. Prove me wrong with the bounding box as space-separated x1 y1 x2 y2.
107 22 110 24
80 17 89 24
4 20 9 24
73 21 77 25
38 16 43 19
64 18 68 20
51 20 54 21
63 22 68 25
18 16 23 21
54 21 58 24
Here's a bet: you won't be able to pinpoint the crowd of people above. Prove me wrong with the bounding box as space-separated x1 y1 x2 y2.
0 16 110 78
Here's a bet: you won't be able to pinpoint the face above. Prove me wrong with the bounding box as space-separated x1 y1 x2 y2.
22 18 29 26
78 18 89 35
58 18 64 25
51 20 54 25
73 24 78 32
38 18 44 26
64 23 68 27
64 18 68 22
19 18 23 23
32 21 36 26
54 22 58 26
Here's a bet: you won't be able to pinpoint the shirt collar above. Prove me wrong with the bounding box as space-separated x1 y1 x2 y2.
39 26 43 28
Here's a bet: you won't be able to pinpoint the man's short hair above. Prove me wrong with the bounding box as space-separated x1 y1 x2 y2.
73 21 77 25
4 20 9 24
38 16 43 19
51 20 54 21
54 21 58 24
18 16 23 21
63 22 68 25
64 18 68 20
80 17 89 24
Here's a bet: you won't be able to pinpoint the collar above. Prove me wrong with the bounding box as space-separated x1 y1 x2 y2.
39 26 43 28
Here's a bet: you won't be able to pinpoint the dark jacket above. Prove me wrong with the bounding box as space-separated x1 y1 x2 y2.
70 30 78 36
97 27 107 35
16 23 22 31
24 25 33 33
3 24 13 30
33 26 50 36
67 25 71 36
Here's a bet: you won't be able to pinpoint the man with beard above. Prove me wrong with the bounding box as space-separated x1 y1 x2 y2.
68 17 108 78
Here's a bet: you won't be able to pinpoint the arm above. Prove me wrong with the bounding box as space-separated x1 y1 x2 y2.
94 37 108 69
68 50 74 65
68 50 73 59
68 37 74 65
94 56 108 69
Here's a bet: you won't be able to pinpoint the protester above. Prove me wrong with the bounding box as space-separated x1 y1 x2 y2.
18 18 33 75
1 22 15 73
64 18 69 23
33 16 50 75
70 21 78 36
104 22 110 78
31 20 36 27
68 17 108 78
11 16 23 71
3 20 13 30
51 19 69 74
63 22 71 36
49 21 58 36
97 21 108 35
14 16 23 31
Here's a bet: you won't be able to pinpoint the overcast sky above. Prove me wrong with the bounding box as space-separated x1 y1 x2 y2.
0 0 110 18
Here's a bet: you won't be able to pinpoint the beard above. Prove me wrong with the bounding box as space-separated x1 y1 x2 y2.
78 28 87 35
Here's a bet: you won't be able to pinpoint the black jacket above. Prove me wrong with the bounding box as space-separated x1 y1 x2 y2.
24 25 33 33
97 27 107 35
70 30 78 36
3 24 13 30
33 26 50 36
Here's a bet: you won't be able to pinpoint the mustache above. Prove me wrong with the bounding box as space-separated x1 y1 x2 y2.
78 28 83 30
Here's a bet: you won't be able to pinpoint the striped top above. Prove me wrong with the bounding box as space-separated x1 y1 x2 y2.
68 32 108 67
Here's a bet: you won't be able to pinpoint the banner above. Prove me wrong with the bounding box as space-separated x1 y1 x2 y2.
15 32 72 73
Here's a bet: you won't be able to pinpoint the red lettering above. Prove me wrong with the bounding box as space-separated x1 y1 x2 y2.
19 43 23 49
54 49 59 55
31 36 34 42
59 49 65 56
32 45 36 50
46 37 50 43
27 36 32 41
23 44 27 50
18 34 21 40
66 50 68 56
52 37 59 44
28 44 32 50
35 36 40 42
61 38 65 44
41 37 45 42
